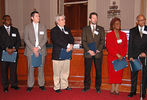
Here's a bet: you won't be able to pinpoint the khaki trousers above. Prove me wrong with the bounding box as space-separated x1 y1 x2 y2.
52 60 70 90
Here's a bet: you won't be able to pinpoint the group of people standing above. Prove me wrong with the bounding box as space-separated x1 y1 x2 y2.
0 11 146 99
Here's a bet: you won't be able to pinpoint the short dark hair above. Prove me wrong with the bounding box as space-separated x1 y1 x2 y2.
110 17 121 30
89 12 98 19
30 11 39 17
2 15 10 20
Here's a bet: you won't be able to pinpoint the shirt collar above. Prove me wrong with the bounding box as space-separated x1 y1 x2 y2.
57 25 64 31
90 24 96 29
138 25 145 31
4 25 11 29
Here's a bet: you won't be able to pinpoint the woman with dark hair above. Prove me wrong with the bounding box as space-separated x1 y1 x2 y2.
106 17 128 95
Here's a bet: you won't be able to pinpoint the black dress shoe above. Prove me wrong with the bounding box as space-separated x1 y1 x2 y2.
142 94 146 99
26 87 33 92
81 88 90 92
65 87 72 90
39 86 46 91
55 89 61 93
3 88 8 93
11 86 20 90
128 92 136 97
96 89 101 93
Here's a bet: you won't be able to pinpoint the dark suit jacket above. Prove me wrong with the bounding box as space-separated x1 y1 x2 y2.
82 25 105 58
50 25 74 60
0 25 21 52
128 26 147 59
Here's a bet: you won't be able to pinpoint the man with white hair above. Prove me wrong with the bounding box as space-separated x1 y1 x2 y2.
50 14 74 93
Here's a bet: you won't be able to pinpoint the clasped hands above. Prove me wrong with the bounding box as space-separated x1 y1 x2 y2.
32 47 40 57
6 48 15 55
88 50 100 56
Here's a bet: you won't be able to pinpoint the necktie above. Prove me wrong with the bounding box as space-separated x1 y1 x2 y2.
6 28 10 36
62 28 64 32
140 27 143 38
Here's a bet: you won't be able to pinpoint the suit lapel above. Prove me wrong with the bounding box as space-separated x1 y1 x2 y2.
2 26 10 36
87 26 93 38
38 23 40 42
31 23 36 42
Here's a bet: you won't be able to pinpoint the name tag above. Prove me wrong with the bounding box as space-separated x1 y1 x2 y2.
143 30 147 34
12 33 16 37
40 31 44 35
64 31 69 34
117 39 122 44
94 31 99 35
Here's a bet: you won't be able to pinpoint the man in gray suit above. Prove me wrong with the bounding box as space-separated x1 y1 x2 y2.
81 12 105 93
24 11 47 92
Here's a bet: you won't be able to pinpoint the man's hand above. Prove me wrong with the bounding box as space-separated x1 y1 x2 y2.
116 53 123 60
140 52 146 57
32 47 39 53
129 57 134 62
6 48 14 55
88 50 96 56
66 44 73 52
96 50 100 53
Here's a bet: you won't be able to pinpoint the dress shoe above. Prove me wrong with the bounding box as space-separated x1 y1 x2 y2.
26 87 33 92
55 89 61 93
11 86 20 90
142 94 146 99
96 89 101 93
65 87 72 90
110 91 115 94
81 88 90 92
115 91 119 95
128 92 136 97
39 86 46 91
3 88 8 93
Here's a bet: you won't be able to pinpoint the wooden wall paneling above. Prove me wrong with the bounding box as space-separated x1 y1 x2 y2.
0 0 5 25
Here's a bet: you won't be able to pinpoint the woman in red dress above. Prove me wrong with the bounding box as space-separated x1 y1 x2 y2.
106 17 128 95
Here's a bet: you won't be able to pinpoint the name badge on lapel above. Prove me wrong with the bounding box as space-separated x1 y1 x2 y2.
94 31 99 35
117 39 122 44
64 31 69 34
12 33 16 37
143 30 147 34
40 31 44 35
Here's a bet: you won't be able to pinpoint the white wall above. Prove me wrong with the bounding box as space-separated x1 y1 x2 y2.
5 0 142 38
5 0 57 39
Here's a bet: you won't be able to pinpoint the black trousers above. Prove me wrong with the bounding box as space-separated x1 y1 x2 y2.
1 61 18 89
84 57 102 89
130 58 147 95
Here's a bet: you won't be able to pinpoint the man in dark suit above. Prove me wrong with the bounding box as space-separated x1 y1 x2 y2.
24 11 48 92
81 12 105 93
50 14 74 93
0 15 21 92
128 14 147 98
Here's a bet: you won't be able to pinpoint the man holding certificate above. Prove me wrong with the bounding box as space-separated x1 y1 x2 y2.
128 14 147 98
50 14 74 93
0 15 21 92
24 11 47 92
81 12 105 93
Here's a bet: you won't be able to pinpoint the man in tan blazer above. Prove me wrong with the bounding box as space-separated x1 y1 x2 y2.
82 12 105 93
24 11 47 92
